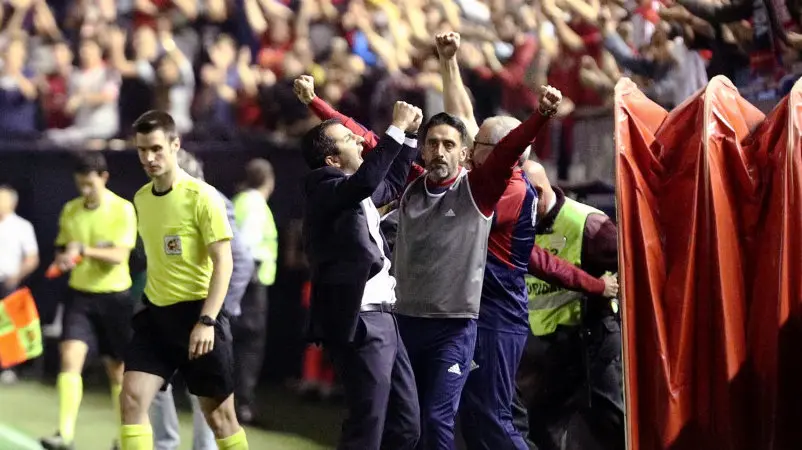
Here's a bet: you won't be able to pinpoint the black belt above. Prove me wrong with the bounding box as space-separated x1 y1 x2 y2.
360 302 394 313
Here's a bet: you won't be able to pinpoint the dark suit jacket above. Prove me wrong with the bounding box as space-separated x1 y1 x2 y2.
303 129 417 343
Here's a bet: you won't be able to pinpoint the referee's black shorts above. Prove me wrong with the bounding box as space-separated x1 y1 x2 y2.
61 289 134 360
123 297 235 400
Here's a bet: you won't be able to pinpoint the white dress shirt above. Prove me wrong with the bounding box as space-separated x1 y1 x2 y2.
359 126 416 306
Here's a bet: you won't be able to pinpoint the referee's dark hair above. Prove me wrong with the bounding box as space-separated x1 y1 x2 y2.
73 151 108 175
418 112 470 146
301 118 341 169
133 110 178 140
243 158 274 189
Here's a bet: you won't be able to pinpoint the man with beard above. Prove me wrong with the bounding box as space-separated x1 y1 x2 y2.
433 32 618 450
388 73 560 449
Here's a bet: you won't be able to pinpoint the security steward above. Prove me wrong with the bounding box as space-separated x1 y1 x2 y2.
517 161 624 450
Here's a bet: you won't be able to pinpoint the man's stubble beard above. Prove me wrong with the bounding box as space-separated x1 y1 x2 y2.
428 166 450 181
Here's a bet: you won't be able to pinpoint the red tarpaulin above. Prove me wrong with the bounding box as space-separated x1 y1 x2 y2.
616 76 802 450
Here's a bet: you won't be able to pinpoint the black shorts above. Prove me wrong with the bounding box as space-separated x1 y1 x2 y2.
61 289 134 360
124 297 235 400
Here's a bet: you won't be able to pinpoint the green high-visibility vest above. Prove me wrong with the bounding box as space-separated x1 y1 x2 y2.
525 198 604 336
232 190 278 286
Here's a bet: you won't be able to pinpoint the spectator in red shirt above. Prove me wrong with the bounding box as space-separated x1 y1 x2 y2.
39 41 74 130
474 13 540 119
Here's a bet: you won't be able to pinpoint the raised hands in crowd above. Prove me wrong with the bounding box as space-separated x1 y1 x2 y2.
0 0 791 143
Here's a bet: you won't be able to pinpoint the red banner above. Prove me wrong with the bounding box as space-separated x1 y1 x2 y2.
616 76 802 450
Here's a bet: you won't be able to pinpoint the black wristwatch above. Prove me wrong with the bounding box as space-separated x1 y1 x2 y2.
198 315 217 327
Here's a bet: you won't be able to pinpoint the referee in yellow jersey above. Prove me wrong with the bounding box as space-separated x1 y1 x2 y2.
41 152 138 450
119 110 248 450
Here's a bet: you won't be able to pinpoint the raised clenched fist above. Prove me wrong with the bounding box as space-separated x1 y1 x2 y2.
293 75 316 105
408 107 424 134
435 32 461 60
537 85 563 116
392 101 423 133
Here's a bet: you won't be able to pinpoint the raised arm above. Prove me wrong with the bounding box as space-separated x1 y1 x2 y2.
315 102 421 214
295 75 425 181
372 112 422 207
295 75 380 150
474 36 538 93
676 0 752 24
436 32 479 141
468 86 562 214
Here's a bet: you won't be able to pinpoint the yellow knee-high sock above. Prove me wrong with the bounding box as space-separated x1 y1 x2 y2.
57 372 83 443
120 424 153 450
216 428 249 450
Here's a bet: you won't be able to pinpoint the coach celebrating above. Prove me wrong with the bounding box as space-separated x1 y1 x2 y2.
392 86 561 449
302 101 423 450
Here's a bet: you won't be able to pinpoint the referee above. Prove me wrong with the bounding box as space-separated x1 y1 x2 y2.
40 152 138 450
119 110 248 450
149 149 255 450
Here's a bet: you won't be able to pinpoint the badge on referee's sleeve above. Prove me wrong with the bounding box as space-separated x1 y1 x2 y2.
164 235 182 255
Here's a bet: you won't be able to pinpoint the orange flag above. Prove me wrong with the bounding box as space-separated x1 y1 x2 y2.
0 288 43 369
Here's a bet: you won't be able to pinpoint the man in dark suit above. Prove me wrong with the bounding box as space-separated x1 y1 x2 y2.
302 100 423 450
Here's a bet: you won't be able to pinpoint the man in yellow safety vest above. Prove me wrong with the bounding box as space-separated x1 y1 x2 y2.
231 158 278 423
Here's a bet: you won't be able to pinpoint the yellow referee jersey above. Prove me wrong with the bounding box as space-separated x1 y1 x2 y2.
135 170 232 306
55 190 137 293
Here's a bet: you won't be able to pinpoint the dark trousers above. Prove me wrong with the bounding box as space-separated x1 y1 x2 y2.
516 316 624 450
328 311 420 450
397 316 477 450
459 328 529 450
511 386 537 450
232 281 268 408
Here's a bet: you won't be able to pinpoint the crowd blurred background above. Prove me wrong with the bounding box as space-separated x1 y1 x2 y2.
0 0 800 162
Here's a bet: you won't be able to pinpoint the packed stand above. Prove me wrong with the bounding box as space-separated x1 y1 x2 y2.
0 0 799 152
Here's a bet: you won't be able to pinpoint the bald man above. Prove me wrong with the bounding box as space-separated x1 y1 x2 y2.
435 32 617 450
517 160 624 450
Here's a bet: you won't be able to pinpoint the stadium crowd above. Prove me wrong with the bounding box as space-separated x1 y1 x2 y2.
2 0 802 449
0 0 799 156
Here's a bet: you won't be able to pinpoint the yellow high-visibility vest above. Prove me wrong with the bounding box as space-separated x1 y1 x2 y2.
525 198 604 336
